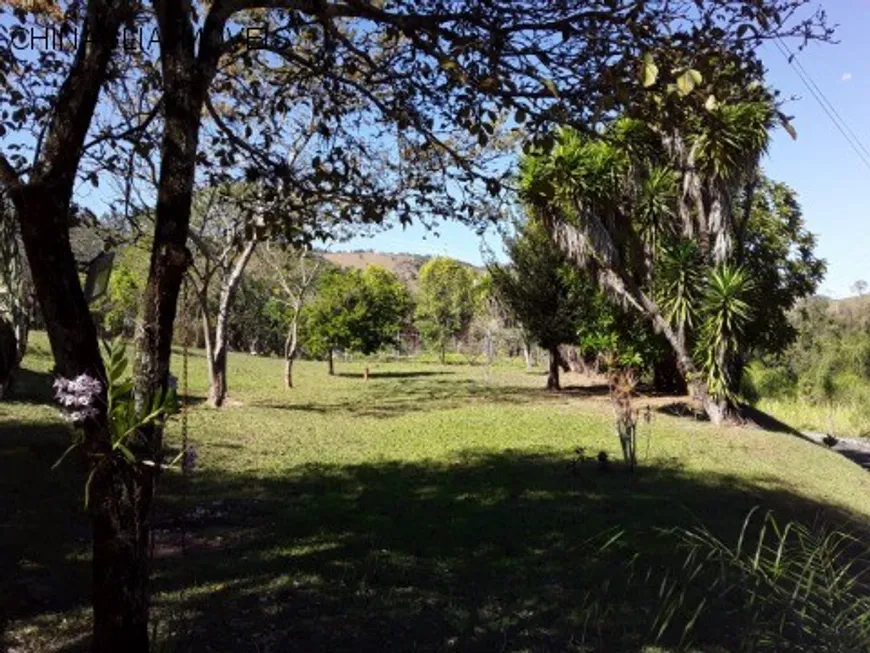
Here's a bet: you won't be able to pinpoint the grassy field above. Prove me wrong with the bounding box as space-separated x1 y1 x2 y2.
2 333 870 652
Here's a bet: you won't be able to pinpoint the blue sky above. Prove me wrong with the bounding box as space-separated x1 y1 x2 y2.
336 1 870 299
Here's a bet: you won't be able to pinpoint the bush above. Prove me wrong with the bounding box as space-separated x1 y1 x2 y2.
745 361 796 401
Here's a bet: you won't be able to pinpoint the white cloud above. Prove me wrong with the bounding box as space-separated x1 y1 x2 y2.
841 72 853 82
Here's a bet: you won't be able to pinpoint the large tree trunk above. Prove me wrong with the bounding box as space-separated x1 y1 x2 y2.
129 5 226 650
546 345 561 391
2 2 143 649
90 460 154 653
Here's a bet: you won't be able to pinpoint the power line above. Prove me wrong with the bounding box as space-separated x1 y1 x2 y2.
773 38 870 173
777 38 870 162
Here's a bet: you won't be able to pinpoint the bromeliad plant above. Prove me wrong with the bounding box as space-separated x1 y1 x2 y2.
53 338 181 507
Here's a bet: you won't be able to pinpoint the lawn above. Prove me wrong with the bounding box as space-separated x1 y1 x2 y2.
2 333 870 652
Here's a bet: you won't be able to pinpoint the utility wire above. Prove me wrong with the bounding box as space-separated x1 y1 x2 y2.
777 38 870 162
773 38 870 173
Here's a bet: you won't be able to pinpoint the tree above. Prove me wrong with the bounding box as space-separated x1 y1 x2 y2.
489 218 591 390
519 74 822 423
304 266 410 374
186 185 267 407
227 275 286 355
96 262 141 338
853 280 868 297
415 257 477 363
260 244 322 388
0 1 831 648
0 196 31 374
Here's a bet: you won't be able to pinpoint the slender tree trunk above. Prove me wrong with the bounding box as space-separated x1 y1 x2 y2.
207 239 257 408
546 345 561 391
200 307 214 383
523 338 535 369
328 349 335 375
283 320 297 389
284 355 294 389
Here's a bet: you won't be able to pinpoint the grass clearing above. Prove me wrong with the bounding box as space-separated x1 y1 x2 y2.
2 333 870 652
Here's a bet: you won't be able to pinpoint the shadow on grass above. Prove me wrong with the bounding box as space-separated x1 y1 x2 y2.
4 367 55 405
256 377 611 420
333 370 457 380
141 453 868 652
3 420 869 652
0 420 92 651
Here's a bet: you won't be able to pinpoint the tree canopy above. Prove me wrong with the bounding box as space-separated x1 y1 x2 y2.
304 265 411 367
415 257 477 362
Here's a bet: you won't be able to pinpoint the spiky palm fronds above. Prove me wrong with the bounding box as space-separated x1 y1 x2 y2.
690 101 774 185
696 264 753 402
637 166 678 253
657 240 703 333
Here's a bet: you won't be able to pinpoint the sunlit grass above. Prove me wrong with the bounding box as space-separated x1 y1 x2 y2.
3 332 870 652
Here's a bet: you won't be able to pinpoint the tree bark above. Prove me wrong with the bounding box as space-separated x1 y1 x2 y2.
1 2 146 649
207 239 257 407
284 355 294 389
328 349 335 375
202 309 215 385
546 345 561 391
126 4 227 650
523 338 535 369
90 460 153 653
283 318 298 389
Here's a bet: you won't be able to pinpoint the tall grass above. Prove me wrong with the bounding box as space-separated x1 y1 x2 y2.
651 508 870 652
745 361 870 437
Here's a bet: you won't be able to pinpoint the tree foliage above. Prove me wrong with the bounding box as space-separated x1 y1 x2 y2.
519 95 823 421
414 257 477 362
489 218 590 354
304 265 411 361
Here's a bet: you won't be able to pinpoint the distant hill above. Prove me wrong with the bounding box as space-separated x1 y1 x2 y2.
319 250 484 286
828 294 870 322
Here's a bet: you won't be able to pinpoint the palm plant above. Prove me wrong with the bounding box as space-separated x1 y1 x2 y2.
696 265 753 407
658 240 703 336
518 91 778 424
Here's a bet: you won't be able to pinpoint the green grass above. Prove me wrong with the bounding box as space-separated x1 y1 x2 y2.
3 333 870 652
754 396 870 438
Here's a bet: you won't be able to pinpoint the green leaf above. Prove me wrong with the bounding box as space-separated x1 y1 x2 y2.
109 356 127 383
676 71 697 97
640 53 659 88
704 94 719 111
114 443 136 464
